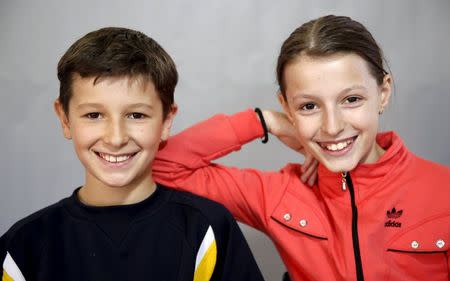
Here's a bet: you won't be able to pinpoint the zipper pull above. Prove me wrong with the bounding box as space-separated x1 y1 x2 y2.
341 172 347 191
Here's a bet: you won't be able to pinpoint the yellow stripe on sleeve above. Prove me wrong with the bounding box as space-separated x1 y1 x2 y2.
3 270 14 281
3 252 25 281
193 226 217 281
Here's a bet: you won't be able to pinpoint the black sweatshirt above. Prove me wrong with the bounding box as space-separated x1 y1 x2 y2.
0 185 264 281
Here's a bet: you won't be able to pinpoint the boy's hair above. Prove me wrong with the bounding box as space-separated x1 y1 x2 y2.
57 27 177 118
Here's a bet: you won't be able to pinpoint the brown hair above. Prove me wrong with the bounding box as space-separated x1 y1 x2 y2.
276 15 388 98
57 27 177 118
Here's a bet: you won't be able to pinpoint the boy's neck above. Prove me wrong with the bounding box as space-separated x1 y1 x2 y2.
78 176 157 207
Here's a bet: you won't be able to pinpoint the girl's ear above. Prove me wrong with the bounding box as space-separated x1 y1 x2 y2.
277 92 294 123
54 99 72 140
379 74 392 113
161 104 178 141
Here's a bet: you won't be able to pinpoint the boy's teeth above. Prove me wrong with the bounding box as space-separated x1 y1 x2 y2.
99 153 132 163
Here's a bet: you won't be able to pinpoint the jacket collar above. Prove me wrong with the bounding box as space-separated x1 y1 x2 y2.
316 131 412 204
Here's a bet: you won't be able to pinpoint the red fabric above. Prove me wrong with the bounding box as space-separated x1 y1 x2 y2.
153 109 450 281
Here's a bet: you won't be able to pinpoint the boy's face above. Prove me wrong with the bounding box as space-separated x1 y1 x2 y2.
55 75 176 190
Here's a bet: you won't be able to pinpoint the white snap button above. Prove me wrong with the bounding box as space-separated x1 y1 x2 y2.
283 213 291 221
411 240 419 249
299 219 307 227
436 239 445 249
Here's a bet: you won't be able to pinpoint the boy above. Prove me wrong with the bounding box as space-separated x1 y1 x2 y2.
0 27 263 281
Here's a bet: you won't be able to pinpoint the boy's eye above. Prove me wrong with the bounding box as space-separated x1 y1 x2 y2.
85 112 101 119
300 103 318 111
128 112 146 119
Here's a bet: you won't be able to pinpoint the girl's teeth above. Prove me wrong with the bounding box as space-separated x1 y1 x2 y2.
325 140 352 151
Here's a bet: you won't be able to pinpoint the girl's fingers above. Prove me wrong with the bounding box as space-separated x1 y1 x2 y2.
301 159 318 185
301 153 313 173
307 161 318 186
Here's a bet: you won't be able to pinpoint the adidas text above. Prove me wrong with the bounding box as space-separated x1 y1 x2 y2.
384 220 402 228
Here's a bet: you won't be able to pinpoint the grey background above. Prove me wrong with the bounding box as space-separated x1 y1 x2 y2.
1 0 449 279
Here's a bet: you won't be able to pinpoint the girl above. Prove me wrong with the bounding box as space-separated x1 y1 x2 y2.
153 15 450 281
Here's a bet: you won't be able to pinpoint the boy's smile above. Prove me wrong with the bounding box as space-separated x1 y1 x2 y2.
55 75 176 205
96 152 136 164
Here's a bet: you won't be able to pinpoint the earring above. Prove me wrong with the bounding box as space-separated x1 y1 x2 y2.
378 108 384 115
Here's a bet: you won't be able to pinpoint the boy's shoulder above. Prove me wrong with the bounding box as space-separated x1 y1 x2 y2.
1 196 69 246
160 185 238 242
165 186 235 223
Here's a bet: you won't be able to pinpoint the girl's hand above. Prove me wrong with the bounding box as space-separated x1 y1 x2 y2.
262 110 318 186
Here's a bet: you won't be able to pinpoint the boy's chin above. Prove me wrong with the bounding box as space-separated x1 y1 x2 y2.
95 176 135 189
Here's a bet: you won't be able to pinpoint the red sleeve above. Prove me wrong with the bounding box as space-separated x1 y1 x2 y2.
447 251 450 276
152 109 291 232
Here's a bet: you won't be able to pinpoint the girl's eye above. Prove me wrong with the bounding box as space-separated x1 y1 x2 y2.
344 96 361 103
300 103 318 111
128 112 146 119
85 112 101 119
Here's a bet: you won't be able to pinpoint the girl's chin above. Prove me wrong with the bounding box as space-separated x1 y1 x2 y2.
321 159 358 173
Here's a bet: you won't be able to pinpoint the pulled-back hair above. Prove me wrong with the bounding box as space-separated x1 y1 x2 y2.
57 27 177 118
277 15 388 98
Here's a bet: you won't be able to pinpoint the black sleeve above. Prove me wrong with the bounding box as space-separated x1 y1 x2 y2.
210 211 265 281
0 233 7 278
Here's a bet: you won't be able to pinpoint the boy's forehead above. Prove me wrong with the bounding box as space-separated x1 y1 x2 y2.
70 74 160 105
72 73 155 90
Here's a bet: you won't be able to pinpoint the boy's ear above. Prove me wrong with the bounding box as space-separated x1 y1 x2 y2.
277 92 294 123
54 99 72 140
379 74 392 113
161 104 178 141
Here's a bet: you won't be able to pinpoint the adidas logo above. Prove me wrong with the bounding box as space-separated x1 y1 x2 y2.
386 207 403 219
384 220 402 228
385 207 403 228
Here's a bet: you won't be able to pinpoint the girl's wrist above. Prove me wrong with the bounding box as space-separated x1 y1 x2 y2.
254 108 269 143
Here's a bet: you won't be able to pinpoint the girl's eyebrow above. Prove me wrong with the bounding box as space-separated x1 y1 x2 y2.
291 85 368 102
339 85 367 94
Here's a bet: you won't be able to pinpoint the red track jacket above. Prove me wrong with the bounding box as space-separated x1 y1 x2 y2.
153 109 450 281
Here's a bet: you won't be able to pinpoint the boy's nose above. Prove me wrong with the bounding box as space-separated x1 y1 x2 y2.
321 109 345 137
103 120 129 147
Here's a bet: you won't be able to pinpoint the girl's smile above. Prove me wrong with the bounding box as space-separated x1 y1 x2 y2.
280 53 392 173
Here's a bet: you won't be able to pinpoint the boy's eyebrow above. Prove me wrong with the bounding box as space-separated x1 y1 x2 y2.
127 103 154 110
76 103 104 109
76 103 154 110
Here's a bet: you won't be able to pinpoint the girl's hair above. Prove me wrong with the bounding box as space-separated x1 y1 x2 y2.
276 15 388 98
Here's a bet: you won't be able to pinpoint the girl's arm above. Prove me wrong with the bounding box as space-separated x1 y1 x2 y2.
152 109 294 232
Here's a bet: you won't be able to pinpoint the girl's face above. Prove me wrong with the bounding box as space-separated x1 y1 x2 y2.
280 53 391 173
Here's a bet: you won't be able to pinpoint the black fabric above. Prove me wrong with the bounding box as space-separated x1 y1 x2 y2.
0 185 264 281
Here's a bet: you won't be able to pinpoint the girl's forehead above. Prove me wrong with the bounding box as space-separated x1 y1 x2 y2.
284 53 377 98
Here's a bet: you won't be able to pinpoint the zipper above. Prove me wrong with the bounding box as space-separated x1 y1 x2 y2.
341 172 347 191
342 172 365 281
